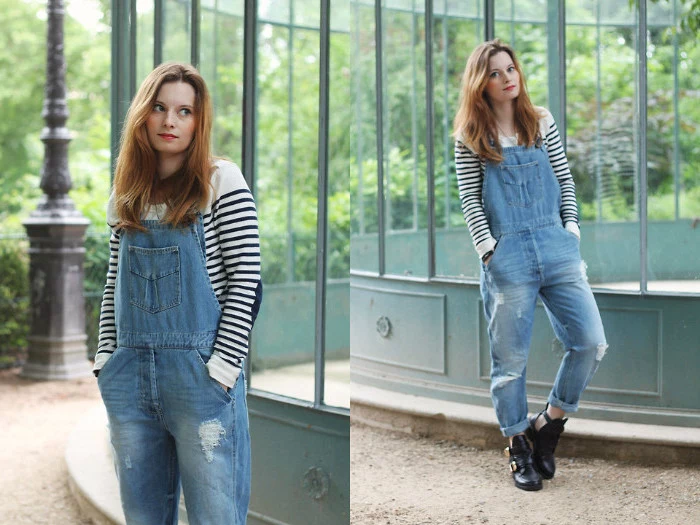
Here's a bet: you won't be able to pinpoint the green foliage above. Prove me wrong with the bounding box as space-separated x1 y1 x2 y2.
0 0 46 225
641 0 700 34
0 239 29 361
648 186 700 219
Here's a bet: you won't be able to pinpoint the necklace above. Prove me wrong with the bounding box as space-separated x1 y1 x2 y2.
496 121 516 138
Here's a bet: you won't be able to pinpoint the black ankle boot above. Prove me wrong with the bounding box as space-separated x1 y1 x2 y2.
526 406 567 480
505 434 542 491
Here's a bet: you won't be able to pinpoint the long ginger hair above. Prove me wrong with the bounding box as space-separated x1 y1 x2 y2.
453 39 540 163
113 62 214 231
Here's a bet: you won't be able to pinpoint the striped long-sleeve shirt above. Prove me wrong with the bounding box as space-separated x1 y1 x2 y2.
93 159 261 388
455 106 580 259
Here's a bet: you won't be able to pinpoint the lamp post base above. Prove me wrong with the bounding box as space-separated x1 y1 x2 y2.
20 334 92 380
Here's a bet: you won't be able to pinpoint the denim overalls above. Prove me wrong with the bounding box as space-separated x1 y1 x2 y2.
97 216 251 525
480 140 607 437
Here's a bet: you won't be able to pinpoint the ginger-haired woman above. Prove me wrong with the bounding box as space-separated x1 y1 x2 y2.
453 40 607 491
94 62 261 523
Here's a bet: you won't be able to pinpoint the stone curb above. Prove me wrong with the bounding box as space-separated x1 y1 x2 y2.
351 382 700 466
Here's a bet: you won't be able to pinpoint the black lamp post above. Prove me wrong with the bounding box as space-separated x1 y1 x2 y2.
21 0 91 379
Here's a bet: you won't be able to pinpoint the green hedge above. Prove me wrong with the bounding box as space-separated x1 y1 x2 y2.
0 238 29 367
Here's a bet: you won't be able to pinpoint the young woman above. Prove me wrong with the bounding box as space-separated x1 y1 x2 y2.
93 62 262 523
453 40 607 491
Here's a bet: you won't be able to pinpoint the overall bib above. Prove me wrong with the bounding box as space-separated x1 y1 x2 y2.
480 141 607 437
97 216 251 525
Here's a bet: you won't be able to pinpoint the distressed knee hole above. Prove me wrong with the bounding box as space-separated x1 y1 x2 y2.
495 293 505 305
596 343 608 361
580 260 589 282
198 419 226 463
491 372 521 390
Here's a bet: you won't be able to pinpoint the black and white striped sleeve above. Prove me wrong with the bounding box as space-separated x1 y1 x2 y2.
93 228 120 373
542 109 580 237
454 139 497 258
205 163 261 388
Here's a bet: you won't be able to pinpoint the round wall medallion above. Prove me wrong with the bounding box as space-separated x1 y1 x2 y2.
376 316 392 338
303 466 329 500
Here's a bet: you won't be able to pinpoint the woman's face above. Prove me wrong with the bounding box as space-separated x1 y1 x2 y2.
146 81 196 164
483 51 520 105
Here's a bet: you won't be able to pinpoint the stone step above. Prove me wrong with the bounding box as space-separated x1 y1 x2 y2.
351 382 700 465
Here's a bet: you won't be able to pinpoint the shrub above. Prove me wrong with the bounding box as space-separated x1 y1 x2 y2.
0 238 29 365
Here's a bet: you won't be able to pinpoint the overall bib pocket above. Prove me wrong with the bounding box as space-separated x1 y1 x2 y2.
128 245 182 313
500 160 542 207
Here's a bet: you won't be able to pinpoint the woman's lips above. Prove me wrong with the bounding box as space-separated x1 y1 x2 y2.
505 85 516 91
158 134 178 140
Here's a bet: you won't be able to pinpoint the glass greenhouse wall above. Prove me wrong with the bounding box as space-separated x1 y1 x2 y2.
350 0 699 295
350 0 700 431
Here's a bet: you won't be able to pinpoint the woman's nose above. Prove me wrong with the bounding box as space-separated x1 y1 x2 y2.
163 110 176 126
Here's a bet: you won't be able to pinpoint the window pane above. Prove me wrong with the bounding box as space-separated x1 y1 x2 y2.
295 0 320 28
199 4 244 167
443 0 480 18
646 0 700 293
251 13 321 403
350 2 378 273
566 0 640 291
259 0 290 24
291 29 320 281
331 0 350 32
383 3 428 278
218 0 243 16
386 0 417 10
509 0 547 22
136 0 154 84
163 0 191 62
257 23 292 284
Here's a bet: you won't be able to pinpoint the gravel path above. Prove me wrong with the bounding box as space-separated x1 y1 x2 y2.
0 367 100 525
3 366 697 525
351 422 698 525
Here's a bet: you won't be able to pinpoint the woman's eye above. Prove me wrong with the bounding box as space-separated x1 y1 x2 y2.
490 71 499 78
179 108 191 116
153 103 164 112
507 66 515 72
